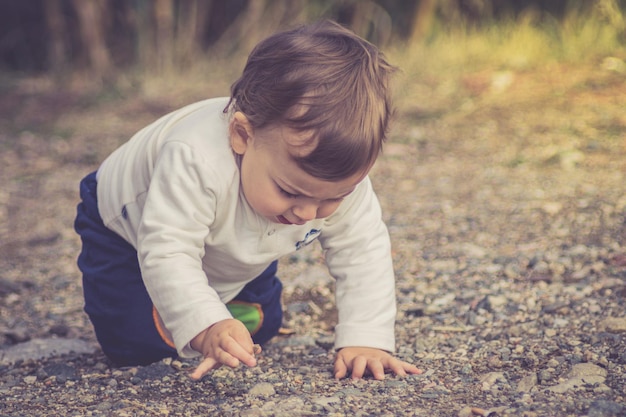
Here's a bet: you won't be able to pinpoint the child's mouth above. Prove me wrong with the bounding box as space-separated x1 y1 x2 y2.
277 215 292 225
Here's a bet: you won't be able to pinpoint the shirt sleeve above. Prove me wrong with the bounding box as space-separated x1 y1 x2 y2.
136 141 233 357
319 177 397 352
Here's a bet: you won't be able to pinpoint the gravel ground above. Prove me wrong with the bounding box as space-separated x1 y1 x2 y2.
1 62 626 416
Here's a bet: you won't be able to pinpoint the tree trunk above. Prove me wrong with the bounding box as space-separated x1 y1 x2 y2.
154 0 175 72
348 0 393 46
410 0 437 43
43 0 67 74
209 0 268 56
175 0 212 66
71 0 112 78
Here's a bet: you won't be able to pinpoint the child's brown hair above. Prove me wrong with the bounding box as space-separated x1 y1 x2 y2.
226 20 397 180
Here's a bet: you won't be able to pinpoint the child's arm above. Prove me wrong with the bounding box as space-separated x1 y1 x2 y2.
321 177 421 379
188 318 258 380
334 347 421 380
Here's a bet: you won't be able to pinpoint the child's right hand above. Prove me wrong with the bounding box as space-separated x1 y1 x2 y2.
189 318 258 380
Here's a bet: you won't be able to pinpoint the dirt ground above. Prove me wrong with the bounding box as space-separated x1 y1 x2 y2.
1 60 625 416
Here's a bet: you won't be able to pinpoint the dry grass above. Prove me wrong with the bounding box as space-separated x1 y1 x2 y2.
387 11 626 153
390 8 625 75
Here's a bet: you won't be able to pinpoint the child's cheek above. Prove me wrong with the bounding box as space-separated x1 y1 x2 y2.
317 202 340 219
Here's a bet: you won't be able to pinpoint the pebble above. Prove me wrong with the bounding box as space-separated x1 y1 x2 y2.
599 317 626 333
312 395 341 409
516 373 538 393
545 363 608 394
338 387 365 397
267 335 317 348
569 363 607 379
425 292 456 314
23 375 37 384
264 397 308 416
0 338 97 365
587 400 625 417
315 335 335 350
478 372 506 391
134 362 174 380
248 382 276 397
42 363 78 382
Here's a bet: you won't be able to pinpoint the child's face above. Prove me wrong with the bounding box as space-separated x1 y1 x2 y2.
230 113 365 225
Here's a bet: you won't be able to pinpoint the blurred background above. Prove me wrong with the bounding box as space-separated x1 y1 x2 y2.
0 0 625 251
0 0 624 90
0 0 624 164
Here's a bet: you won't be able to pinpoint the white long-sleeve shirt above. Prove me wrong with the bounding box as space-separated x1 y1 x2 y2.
96 97 396 357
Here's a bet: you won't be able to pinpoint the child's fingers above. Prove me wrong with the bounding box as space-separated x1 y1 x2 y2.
334 359 348 379
404 362 423 375
385 358 408 377
220 337 257 368
215 347 242 368
189 356 219 380
189 342 254 380
350 356 368 379
368 359 386 380
386 359 422 377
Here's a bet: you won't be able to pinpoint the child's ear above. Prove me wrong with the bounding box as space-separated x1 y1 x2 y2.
230 112 254 155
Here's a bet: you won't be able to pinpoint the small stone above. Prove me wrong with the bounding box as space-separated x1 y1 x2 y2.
23 376 37 384
545 370 606 394
4 326 30 343
42 363 78 382
239 408 263 417
94 401 113 411
546 359 559 368
457 406 473 417
538 369 552 383
0 338 96 365
460 364 473 375
503 264 519 279
338 387 365 397
593 384 612 394
270 397 307 415
425 292 456 314
599 317 626 333
516 373 537 393
134 363 174 380
48 324 70 337
268 335 316 347
569 363 607 379
248 382 275 397
312 396 340 408
553 318 569 328
488 295 508 308
315 335 335 350
479 372 506 391
587 400 625 417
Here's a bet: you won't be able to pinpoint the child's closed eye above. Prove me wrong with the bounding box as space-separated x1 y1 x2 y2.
278 187 299 199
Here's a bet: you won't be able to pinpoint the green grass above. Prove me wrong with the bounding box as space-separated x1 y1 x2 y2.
386 9 626 136
388 10 626 78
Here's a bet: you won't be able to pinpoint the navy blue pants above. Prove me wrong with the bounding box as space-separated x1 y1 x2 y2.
74 172 283 366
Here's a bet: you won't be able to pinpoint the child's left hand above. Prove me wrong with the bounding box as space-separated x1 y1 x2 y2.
334 347 422 380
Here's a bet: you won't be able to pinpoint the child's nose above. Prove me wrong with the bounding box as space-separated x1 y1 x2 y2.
292 202 319 222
